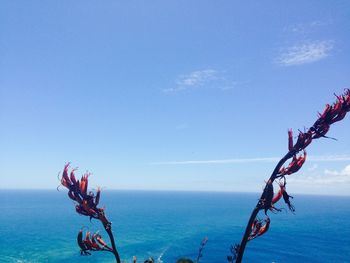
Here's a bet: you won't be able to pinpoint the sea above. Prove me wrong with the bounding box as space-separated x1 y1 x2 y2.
0 190 349 263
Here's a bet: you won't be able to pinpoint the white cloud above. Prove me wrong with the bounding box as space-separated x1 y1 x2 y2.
149 154 350 165
288 164 350 185
276 40 334 66
177 69 218 87
164 69 242 92
164 69 218 92
325 165 350 177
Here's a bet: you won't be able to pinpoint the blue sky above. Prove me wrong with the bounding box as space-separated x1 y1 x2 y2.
1 1 350 195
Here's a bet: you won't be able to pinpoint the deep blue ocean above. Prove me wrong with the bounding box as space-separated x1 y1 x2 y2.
0 190 349 263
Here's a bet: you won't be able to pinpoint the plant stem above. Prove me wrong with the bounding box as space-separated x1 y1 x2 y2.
106 227 121 263
101 218 121 263
235 152 293 263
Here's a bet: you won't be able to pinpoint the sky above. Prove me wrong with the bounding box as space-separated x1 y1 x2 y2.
1 1 350 195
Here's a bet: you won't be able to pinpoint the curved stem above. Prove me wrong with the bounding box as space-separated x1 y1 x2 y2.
100 217 121 263
235 152 293 263
105 226 121 263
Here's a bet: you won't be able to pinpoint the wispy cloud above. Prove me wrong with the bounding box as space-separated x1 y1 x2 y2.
276 40 334 66
149 154 350 165
163 69 218 92
284 20 333 34
289 164 350 185
150 157 279 165
177 69 218 87
164 69 241 92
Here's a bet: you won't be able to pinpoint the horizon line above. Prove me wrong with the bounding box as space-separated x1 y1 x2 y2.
1 188 350 197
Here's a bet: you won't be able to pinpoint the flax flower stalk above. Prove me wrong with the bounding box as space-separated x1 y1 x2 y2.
60 164 121 263
234 89 350 262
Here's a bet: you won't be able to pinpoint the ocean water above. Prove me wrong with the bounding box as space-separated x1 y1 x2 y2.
0 190 349 263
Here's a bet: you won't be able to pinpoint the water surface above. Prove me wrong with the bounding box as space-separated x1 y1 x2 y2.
0 190 349 262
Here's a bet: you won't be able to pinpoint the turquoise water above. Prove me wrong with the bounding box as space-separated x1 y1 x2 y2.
0 190 349 262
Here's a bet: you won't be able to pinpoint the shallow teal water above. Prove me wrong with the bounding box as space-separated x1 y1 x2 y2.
0 190 349 262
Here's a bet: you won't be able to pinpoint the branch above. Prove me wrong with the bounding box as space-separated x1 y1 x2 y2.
59 165 121 263
233 89 350 262
101 214 121 263
235 152 292 262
